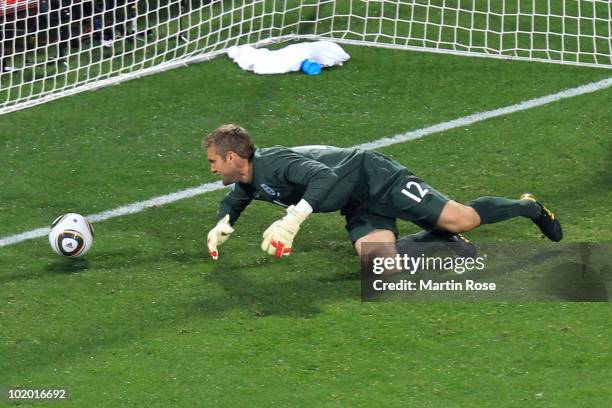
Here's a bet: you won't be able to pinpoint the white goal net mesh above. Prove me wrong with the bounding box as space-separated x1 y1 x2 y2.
1 0 611 115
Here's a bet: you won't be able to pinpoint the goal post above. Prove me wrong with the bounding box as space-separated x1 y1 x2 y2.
1 0 611 116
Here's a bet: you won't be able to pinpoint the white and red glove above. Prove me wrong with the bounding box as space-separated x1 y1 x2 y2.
207 214 234 260
261 200 313 258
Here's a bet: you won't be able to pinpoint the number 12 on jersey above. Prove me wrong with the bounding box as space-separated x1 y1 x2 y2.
401 181 429 203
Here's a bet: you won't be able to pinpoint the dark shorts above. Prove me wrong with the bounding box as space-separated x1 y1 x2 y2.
344 168 449 243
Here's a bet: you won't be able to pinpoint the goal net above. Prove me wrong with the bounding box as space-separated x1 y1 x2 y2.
1 0 611 115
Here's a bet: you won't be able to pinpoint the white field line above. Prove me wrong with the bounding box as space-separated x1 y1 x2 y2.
1 77 611 248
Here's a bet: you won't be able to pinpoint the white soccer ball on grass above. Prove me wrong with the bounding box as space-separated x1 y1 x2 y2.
48 213 94 257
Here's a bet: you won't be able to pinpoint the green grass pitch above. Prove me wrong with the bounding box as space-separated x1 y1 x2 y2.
1 44 611 406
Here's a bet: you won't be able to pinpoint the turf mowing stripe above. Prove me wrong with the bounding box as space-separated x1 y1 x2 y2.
1 76 611 248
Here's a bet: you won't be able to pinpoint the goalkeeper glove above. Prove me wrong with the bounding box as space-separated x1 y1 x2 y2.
207 214 234 260
261 200 313 258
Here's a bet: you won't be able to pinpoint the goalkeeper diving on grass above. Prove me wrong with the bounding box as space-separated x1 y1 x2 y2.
204 124 562 265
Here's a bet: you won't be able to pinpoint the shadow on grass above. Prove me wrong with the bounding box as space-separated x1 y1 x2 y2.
540 262 609 302
44 258 91 274
0 248 203 284
0 257 91 284
193 251 359 318
1 247 358 379
457 245 610 301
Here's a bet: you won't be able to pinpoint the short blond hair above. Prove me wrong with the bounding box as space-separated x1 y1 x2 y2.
203 124 255 159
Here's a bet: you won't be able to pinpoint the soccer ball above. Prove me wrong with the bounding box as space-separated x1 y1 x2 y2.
48 213 95 257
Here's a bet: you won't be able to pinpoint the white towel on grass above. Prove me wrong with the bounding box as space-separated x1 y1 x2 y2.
227 41 350 74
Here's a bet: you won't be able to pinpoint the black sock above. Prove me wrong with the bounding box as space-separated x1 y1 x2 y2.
470 196 542 224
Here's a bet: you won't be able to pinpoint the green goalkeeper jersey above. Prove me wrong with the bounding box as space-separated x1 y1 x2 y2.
217 145 408 224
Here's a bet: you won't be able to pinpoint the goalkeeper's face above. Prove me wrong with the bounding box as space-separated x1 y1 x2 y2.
207 148 244 185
